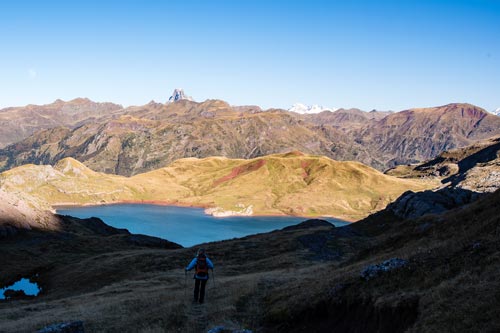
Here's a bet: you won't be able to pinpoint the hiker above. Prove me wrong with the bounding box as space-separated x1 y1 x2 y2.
185 248 214 304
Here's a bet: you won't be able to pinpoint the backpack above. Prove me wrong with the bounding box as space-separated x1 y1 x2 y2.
195 254 208 276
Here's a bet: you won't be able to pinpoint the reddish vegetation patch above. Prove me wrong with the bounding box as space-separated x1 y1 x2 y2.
463 107 486 120
301 161 311 179
213 159 267 186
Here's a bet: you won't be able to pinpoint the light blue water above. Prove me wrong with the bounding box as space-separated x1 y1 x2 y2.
57 204 348 247
0 278 41 300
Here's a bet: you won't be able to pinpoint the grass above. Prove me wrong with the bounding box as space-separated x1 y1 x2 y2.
0 153 438 221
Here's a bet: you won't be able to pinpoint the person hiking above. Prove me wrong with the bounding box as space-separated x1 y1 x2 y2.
185 248 214 304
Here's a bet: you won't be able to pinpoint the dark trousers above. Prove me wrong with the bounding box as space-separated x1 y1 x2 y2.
194 278 207 302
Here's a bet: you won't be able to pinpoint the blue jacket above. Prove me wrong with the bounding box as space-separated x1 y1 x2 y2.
186 256 214 280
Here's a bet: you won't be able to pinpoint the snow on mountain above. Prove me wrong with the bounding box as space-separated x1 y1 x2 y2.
289 103 338 114
493 108 500 116
167 88 193 103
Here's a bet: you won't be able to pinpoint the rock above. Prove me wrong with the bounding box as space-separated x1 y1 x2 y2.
387 188 483 219
298 233 340 260
37 321 84 333
205 204 253 217
207 326 252 333
472 241 482 251
361 258 409 281
167 88 193 103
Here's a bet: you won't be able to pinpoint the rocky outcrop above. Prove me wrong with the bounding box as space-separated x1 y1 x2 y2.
37 321 84 333
205 204 254 217
386 188 484 219
207 326 252 333
360 258 409 281
384 136 500 219
167 88 193 103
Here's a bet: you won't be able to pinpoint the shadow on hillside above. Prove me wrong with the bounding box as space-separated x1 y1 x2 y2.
385 187 485 220
443 138 500 187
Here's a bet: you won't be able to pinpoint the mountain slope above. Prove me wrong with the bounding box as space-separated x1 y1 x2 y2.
383 136 500 219
0 188 59 236
357 103 500 167
386 135 500 192
0 153 437 220
0 98 124 148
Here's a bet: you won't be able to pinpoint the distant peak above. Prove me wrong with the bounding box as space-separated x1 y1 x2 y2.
51 97 93 105
289 103 338 114
69 97 92 104
167 88 193 103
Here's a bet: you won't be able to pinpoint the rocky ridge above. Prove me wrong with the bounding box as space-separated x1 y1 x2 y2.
384 136 500 219
167 88 193 103
0 98 124 148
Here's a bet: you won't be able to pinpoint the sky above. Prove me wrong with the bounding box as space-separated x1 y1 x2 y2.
0 0 499 111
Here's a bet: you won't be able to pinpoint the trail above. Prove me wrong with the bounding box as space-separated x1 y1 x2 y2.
186 302 208 332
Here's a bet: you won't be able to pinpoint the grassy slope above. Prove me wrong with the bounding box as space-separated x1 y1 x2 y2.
0 153 437 220
1 189 498 332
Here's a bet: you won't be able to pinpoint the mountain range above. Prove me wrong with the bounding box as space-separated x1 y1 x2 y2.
0 96 499 176
0 98 123 148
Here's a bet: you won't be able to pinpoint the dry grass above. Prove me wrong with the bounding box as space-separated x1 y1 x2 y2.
1 190 500 332
0 154 438 221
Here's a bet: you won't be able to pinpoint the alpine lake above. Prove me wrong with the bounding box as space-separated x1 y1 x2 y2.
57 204 349 247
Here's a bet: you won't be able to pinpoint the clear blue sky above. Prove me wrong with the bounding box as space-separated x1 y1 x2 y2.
0 0 499 111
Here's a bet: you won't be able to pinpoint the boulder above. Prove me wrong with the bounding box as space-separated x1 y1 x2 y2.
37 321 84 333
361 258 409 281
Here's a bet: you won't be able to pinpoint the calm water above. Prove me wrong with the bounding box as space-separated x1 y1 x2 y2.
57 204 348 247
0 278 41 300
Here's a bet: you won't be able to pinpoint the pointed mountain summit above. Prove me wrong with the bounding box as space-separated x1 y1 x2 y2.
167 88 193 103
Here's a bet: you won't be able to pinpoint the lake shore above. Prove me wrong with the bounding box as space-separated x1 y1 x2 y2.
56 204 349 247
53 200 355 222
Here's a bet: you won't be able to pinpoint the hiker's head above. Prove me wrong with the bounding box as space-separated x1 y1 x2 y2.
197 248 206 256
